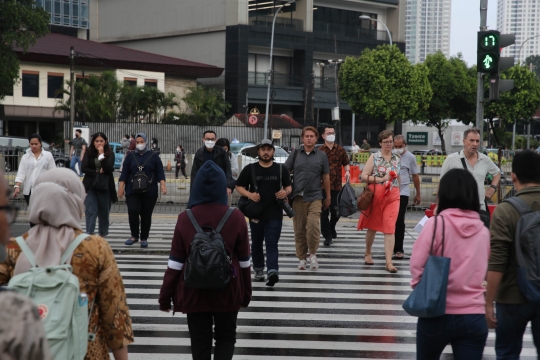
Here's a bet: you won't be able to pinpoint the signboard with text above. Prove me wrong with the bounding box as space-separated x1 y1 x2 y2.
433 132 442 146
451 132 462 146
407 132 428 146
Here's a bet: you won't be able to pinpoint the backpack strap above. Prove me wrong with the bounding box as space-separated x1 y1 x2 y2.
14 236 37 268
215 208 235 233
250 163 259 193
60 233 90 265
503 197 532 217
186 209 205 234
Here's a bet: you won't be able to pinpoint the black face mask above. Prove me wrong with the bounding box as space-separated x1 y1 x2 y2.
75 134 79 138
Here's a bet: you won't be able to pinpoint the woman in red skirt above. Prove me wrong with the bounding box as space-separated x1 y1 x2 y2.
357 130 401 273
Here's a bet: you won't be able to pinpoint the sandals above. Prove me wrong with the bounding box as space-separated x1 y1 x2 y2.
364 254 374 265
386 264 398 273
394 252 404 260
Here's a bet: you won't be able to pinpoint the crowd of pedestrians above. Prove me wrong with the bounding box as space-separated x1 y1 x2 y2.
2 124 540 360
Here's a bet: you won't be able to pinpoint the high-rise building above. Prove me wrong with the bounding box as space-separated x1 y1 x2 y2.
34 0 90 38
498 0 540 64
405 0 451 64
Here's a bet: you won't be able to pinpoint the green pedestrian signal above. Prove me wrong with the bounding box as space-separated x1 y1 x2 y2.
482 55 494 69
477 31 501 73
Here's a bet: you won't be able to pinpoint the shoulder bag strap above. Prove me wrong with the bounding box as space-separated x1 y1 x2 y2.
14 236 37 268
460 157 467 170
186 209 205 234
429 216 439 255
215 208 235 233
250 163 259 193
60 233 90 265
440 216 446 256
291 149 299 172
504 197 532 217
140 152 156 169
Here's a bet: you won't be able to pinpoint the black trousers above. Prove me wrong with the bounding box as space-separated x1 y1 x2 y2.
321 190 340 240
186 311 238 360
24 193 35 228
175 164 186 178
394 195 409 254
126 193 158 240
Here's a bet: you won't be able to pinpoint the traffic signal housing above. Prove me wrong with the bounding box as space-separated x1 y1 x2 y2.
477 30 515 100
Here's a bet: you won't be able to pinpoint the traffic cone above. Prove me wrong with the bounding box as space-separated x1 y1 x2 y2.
167 160 171 171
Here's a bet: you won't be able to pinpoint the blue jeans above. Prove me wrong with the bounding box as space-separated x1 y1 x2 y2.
249 218 282 275
496 302 540 359
85 188 111 236
70 156 81 175
416 314 488 360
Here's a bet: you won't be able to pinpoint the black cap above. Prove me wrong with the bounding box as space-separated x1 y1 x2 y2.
257 139 275 149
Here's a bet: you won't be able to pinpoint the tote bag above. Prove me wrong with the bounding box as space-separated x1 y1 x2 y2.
402 216 451 318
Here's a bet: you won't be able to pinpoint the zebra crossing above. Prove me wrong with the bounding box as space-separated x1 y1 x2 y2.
100 221 536 359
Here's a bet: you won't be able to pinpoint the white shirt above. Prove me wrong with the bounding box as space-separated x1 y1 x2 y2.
399 150 419 197
229 153 239 179
351 145 360 154
15 149 56 195
440 150 500 211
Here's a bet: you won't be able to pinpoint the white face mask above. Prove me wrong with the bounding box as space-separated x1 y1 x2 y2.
136 143 146 151
393 148 405 155
326 135 336 143
205 141 215 149
177 148 181 151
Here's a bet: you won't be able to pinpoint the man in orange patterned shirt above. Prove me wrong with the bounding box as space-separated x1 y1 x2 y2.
318 126 350 246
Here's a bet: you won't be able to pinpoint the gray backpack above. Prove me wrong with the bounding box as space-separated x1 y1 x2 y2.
338 181 357 217
504 197 540 303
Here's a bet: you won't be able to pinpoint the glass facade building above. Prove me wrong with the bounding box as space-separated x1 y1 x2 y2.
35 0 89 29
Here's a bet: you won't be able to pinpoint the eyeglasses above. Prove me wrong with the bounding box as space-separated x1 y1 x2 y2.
0 204 19 224
382 141 394 145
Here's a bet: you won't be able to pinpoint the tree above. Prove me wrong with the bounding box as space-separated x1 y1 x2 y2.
182 84 231 124
339 44 432 125
485 65 540 146
0 0 49 99
415 52 476 152
525 55 540 78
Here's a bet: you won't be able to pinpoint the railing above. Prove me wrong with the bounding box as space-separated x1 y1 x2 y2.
313 22 391 42
247 71 304 87
249 16 304 31
314 77 336 90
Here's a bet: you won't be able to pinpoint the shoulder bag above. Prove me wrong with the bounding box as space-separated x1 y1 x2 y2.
238 164 265 218
402 216 451 317
357 154 378 215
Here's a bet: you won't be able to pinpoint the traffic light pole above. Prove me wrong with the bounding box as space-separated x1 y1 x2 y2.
476 0 488 149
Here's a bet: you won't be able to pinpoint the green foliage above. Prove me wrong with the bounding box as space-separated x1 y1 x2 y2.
339 45 432 124
0 0 50 99
525 55 540 78
415 52 477 152
182 84 231 123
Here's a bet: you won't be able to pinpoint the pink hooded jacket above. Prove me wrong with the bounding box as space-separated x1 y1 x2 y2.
410 208 490 314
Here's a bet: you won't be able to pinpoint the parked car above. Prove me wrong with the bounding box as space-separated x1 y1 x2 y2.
230 142 256 156
412 149 446 156
109 142 125 169
237 145 289 171
0 136 70 171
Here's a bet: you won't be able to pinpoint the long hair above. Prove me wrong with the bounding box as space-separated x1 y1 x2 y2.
437 168 480 214
87 132 112 158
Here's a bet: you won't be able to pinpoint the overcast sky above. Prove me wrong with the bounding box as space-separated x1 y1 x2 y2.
450 0 498 66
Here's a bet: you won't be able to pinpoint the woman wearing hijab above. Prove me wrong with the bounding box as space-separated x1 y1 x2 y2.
81 132 118 237
159 161 252 360
119 133 167 248
0 168 133 360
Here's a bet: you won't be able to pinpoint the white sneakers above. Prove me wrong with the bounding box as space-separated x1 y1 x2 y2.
298 255 319 270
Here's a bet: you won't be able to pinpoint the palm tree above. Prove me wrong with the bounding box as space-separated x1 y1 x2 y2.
159 92 180 122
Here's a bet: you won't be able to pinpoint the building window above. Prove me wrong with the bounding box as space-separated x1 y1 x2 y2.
22 71 39 98
144 79 158 88
124 78 137 87
47 73 64 98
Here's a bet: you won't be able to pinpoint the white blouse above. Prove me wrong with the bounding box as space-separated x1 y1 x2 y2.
15 149 56 195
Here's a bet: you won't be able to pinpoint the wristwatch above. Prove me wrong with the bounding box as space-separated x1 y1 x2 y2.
490 184 498 190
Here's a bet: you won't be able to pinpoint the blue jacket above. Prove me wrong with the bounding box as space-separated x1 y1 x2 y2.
119 151 166 197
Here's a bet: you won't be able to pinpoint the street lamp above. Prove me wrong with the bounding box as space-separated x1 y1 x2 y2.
518 34 540 65
263 0 296 140
359 15 392 46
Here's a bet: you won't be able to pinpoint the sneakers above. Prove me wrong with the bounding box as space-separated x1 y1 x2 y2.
266 273 279 287
298 259 307 270
254 270 265 281
309 254 319 270
140 240 148 248
125 237 139 246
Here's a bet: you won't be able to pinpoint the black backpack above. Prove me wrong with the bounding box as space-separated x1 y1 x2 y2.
131 153 156 193
184 208 234 289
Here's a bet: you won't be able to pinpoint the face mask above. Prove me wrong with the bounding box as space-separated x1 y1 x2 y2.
136 144 146 151
177 148 181 152
205 141 215 149
393 148 405 155
326 135 335 143
75 134 79 138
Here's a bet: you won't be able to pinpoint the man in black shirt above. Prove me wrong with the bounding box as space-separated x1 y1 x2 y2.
236 139 292 286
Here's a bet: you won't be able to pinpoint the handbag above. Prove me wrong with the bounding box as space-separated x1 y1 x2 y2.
92 172 109 191
357 184 374 211
402 216 451 318
238 164 264 218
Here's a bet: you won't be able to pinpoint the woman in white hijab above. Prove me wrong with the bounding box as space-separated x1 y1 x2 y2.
0 168 134 360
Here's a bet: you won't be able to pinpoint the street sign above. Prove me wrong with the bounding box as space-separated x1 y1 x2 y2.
433 132 442 146
451 132 462 146
407 132 428 146
248 115 258 125
272 130 282 139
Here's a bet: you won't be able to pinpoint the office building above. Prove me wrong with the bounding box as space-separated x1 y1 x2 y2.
497 0 540 63
405 0 451 64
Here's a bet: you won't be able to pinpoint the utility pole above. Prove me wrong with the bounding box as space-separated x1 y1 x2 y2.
69 46 75 152
333 35 341 145
476 0 488 149
82 70 85 125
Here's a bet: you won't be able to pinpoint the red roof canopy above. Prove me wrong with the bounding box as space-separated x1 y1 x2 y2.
15 33 223 78
234 114 303 129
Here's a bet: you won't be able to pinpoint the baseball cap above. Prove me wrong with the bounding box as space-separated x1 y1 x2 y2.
257 139 275 149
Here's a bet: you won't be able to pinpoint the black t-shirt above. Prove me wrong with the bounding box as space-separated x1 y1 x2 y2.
236 162 292 220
